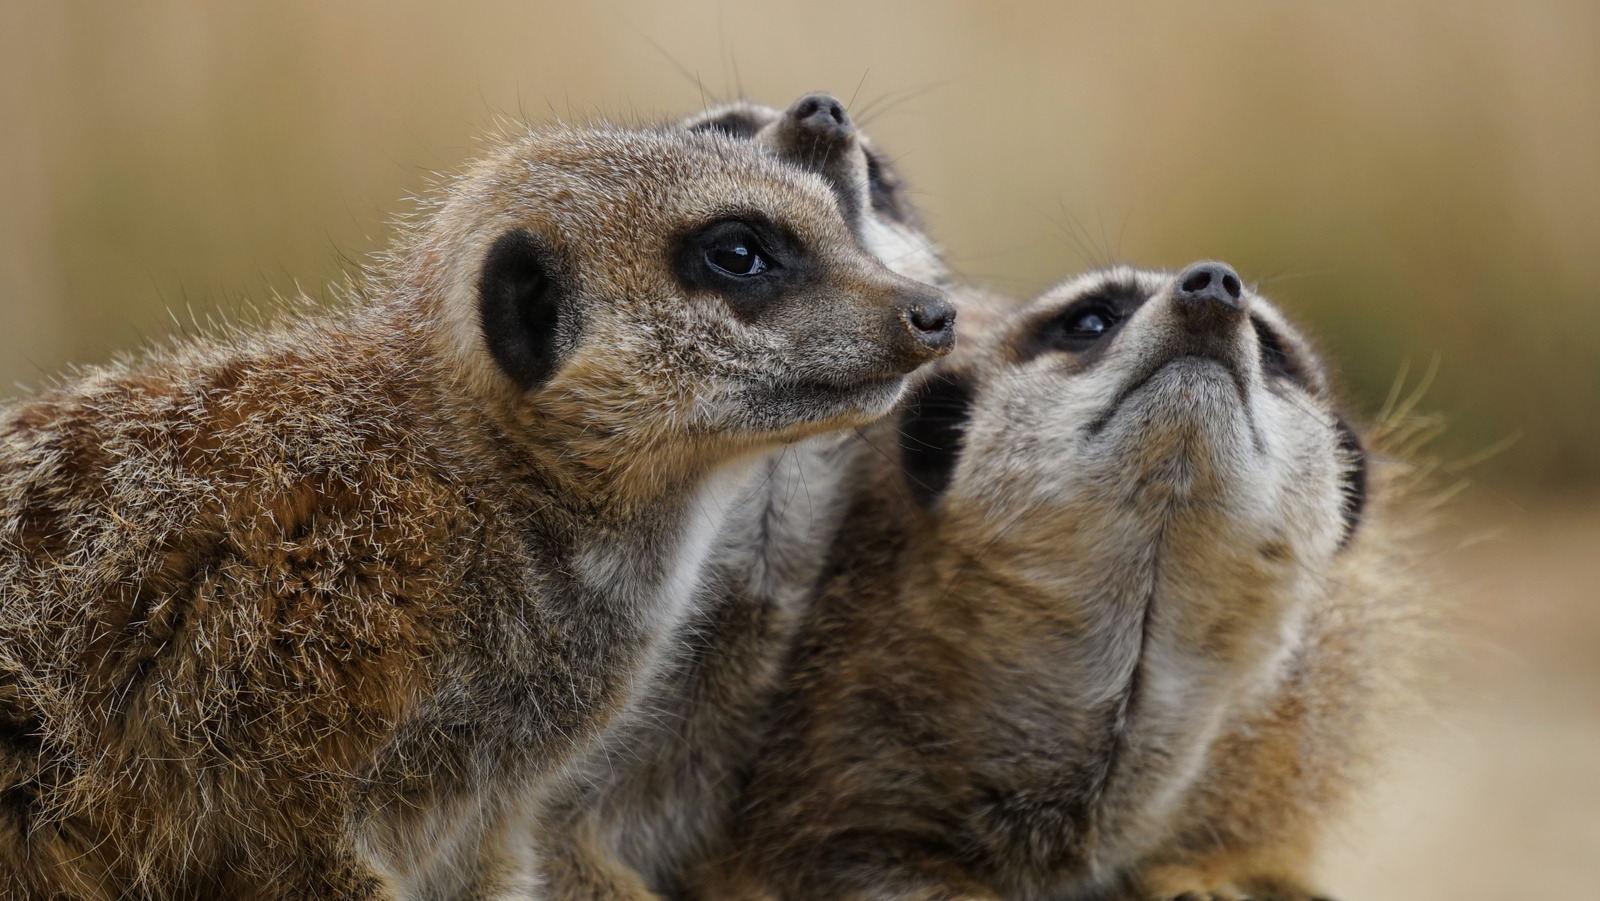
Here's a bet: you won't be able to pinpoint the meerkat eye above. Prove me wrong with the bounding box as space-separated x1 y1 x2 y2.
674 218 802 318
1068 309 1113 337
1046 302 1121 351
706 234 770 277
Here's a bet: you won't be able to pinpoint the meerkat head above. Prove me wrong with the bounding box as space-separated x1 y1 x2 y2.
681 93 947 289
400 125 953 486
895 263 1367 849
970 261 1360 556
908 260 1369 656
910 261 1364 610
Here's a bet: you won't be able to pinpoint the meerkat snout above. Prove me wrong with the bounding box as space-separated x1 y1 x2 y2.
897 285 958 357
767 92 865 228
786 93 852 143
1174 259 1246 325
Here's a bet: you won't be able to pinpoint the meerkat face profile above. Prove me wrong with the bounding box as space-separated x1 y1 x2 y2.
682 93 947 289
416 126 954 475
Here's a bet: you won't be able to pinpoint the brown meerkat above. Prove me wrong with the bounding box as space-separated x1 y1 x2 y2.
534 91 970 901
697 262 1430 901
0 120 955 900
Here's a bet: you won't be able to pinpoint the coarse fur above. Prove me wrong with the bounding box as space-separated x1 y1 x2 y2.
0 122 953 900
697 265 1434 901
536 92 961 901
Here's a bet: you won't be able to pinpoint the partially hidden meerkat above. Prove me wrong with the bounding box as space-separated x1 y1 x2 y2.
697 263 1431 901
0 121 954 900
534 92 970 901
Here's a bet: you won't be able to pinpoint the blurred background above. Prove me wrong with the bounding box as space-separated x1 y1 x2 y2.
1 0 1595 895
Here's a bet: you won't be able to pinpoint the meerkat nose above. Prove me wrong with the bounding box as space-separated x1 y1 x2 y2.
784 92 855 144
903 291 958 355
1175 261 1246 331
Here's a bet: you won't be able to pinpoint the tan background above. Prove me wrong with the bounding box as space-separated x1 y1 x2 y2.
2 1 1596 896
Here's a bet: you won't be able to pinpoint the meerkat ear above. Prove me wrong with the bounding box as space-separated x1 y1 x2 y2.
478 229 566 391
681 104 776 139
898 370 977 509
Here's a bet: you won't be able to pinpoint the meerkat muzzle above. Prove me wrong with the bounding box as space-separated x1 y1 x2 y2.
1174 261 1246 332
1155 259 1254 382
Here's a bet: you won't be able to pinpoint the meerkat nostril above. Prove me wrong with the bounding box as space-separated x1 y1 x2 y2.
910 303 954 334
904 297 956 355
1175 261 1246 320
788 93 853 138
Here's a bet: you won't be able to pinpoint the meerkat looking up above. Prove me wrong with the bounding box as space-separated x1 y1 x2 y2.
0 121 953 901
699 262 1426 901
534 91 971 901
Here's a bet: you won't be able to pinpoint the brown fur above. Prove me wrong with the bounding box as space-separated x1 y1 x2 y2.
0 121 951 900
537 92 957 901
696 266 1434 901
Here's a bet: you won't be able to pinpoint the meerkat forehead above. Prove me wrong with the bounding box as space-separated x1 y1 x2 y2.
445 125 854 265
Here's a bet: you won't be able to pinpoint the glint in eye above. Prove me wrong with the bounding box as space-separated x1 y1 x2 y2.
707 238 769 277
1070 311 1110 336
1063 306 1118 340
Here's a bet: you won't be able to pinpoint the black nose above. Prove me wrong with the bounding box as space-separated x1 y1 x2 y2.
1174 261 1245 329
905 294 957 354
784 92 854 144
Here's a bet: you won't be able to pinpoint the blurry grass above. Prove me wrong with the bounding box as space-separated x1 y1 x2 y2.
1 0 1596 490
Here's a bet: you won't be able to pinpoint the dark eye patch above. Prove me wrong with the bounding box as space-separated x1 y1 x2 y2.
1047 299 1124 351
1006 284 1148 365
672 217 804 321
898 372 976 509
1252 316 1314 389
1334 418 1368 548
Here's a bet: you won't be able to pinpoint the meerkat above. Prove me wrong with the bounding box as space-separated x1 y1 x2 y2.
697 262 1430 901
533 92 967 901
0 120 955 900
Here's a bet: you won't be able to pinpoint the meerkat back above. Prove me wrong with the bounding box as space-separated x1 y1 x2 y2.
701 263 1429 901
534 92 975 901
0 121 953 901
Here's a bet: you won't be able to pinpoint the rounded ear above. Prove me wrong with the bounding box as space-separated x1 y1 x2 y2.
898 371 977 509
681 103 777 139
477 229 566 391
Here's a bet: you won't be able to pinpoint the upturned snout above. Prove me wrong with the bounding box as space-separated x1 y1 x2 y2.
775 92 856 150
